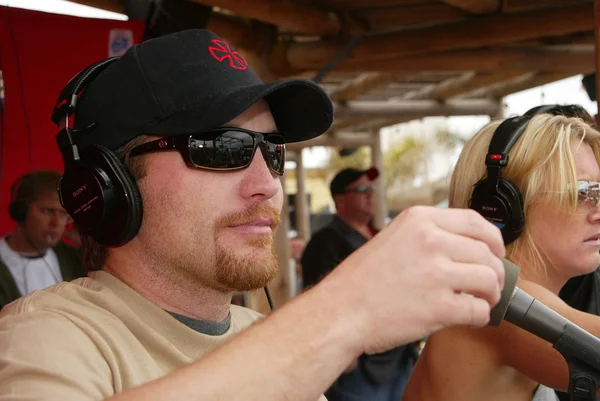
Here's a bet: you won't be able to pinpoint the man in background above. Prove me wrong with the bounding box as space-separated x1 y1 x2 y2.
0 170 83 308
302 167 418 401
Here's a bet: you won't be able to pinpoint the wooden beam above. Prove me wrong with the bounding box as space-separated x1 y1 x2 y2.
465 72 575 99
361 3 470 31
402 72 475 100
335 99 502 118
282 4 592 72
441 0 500 14
329 116 374 131
188 0 340 36
438 71 534 99
404 71 534 100
348 117 414 132
335 47 595 74
506 0 589 13
329 73 399 102
319 0 421 9
286 132 375 150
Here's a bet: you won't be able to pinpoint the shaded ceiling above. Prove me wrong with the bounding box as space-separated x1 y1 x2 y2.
68 0 596 137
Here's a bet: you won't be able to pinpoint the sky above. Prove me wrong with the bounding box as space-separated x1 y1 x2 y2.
2 0 599 170
0 0 127 19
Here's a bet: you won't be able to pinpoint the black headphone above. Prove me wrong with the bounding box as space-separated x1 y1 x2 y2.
8 175 28 223
469 106 557 245
51 58 143 247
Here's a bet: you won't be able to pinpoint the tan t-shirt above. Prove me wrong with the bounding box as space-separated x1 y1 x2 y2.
0 271 265 400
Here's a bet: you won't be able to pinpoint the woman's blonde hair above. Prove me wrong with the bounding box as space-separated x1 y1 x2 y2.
449 113 600 272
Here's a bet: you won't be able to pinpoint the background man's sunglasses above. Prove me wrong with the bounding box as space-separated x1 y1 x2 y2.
130 128 286 175
343 185 376 194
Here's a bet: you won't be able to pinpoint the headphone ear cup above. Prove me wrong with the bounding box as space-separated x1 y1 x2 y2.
94 146 143 245
59 145 143 247
469 178 521 244
496 179 525 244
8 200 27 223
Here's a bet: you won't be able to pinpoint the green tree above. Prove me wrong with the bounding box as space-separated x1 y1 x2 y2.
326 147 372 174
324 125 466 193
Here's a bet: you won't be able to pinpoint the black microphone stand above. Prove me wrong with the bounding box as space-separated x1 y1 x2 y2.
554 324 600 401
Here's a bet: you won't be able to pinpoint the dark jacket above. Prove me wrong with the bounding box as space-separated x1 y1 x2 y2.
301 216 418 386
0 241 84 310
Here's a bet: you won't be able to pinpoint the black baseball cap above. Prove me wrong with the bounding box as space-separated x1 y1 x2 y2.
330 167 379 196
61 29 334 151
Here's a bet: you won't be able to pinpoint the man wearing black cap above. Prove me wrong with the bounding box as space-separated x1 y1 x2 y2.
302 167 380 289
301 167 416 401
0 29 507 401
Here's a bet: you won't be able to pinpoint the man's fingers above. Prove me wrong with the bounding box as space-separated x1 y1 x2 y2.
423 229 505 290
445 294 493 328
447 263 502 307
425 207 506 259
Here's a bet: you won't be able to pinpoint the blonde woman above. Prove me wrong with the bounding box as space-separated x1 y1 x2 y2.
403 110 600 401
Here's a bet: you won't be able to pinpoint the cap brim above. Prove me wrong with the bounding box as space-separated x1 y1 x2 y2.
144 78 333 143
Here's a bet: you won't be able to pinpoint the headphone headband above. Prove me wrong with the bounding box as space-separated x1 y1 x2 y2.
485 115 533 167
51 57 120 126
52 58 119 169
52 57 143 247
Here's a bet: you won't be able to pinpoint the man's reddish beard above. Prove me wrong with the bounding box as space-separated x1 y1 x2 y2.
213 203 281 291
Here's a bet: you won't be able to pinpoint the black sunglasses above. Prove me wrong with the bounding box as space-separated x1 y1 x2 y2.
129 128 286 175
343 185 376 194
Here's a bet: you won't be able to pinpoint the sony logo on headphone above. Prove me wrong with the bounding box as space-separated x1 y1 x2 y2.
481 206 497 212
72 185 87 198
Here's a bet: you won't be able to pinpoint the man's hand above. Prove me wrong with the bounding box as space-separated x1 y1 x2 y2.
324 206 506 355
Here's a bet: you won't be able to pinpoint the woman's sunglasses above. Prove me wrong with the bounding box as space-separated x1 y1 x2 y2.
578 181 600 207
130 127 286 175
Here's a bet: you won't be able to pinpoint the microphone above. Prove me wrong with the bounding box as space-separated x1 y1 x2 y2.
491 259 600 374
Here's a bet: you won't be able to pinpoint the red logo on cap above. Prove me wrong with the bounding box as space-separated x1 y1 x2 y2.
208 39 248 70
158 140 168 148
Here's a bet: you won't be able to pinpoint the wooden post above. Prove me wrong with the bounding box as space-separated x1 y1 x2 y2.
295 149 311 242
371 130 387 230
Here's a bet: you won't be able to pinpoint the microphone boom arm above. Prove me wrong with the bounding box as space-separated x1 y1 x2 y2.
504 287 600 401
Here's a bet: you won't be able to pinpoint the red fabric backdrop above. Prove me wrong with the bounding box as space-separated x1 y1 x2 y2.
0 6 145 234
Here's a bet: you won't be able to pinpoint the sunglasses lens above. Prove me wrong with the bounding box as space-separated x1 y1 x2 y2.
265 135 285 175
189 130 286 174
189 131 255 169
578 181 600 206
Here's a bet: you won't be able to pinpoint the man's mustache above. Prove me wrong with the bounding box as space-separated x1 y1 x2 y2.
215 203 281 231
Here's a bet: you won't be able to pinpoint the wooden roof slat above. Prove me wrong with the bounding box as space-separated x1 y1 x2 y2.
189 0 340 36
316 0 431 10
505 0 590 13
434 71 533 100
440 0 500 14
465 72 575 99
335 47 594 73
402 72 476 100
283 4 592 72
328 73 400 102
360 4 469 31
335 99 501 119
